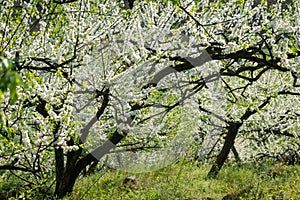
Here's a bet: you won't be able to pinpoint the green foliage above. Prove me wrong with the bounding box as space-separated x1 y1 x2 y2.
149 0 181 6
169 0 181 6
0 173 54 200
0 57 21 104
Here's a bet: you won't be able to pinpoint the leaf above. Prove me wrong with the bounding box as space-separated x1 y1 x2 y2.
0 57 22 104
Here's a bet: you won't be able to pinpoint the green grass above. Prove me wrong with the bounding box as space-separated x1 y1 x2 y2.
65 161 300 200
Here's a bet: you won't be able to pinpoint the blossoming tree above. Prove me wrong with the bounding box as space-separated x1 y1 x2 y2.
0 0 299 198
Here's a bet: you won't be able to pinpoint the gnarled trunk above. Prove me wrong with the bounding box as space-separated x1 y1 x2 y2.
54 131 126 198
207 122 241 178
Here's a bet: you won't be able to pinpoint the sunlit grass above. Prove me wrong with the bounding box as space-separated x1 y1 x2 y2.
65 160 300 200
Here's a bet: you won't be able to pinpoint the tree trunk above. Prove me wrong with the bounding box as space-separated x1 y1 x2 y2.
231 145 242 164
207 98 271 178
54 147 65 196
54 130 126 198
207 122 241 178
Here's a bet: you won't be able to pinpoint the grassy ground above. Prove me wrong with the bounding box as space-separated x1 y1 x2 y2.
65 161 300 200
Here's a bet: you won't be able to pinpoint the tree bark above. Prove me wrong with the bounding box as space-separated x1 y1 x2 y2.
207 122 242 178
54 147 64 195
54 130 126 198
231 145 242 164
